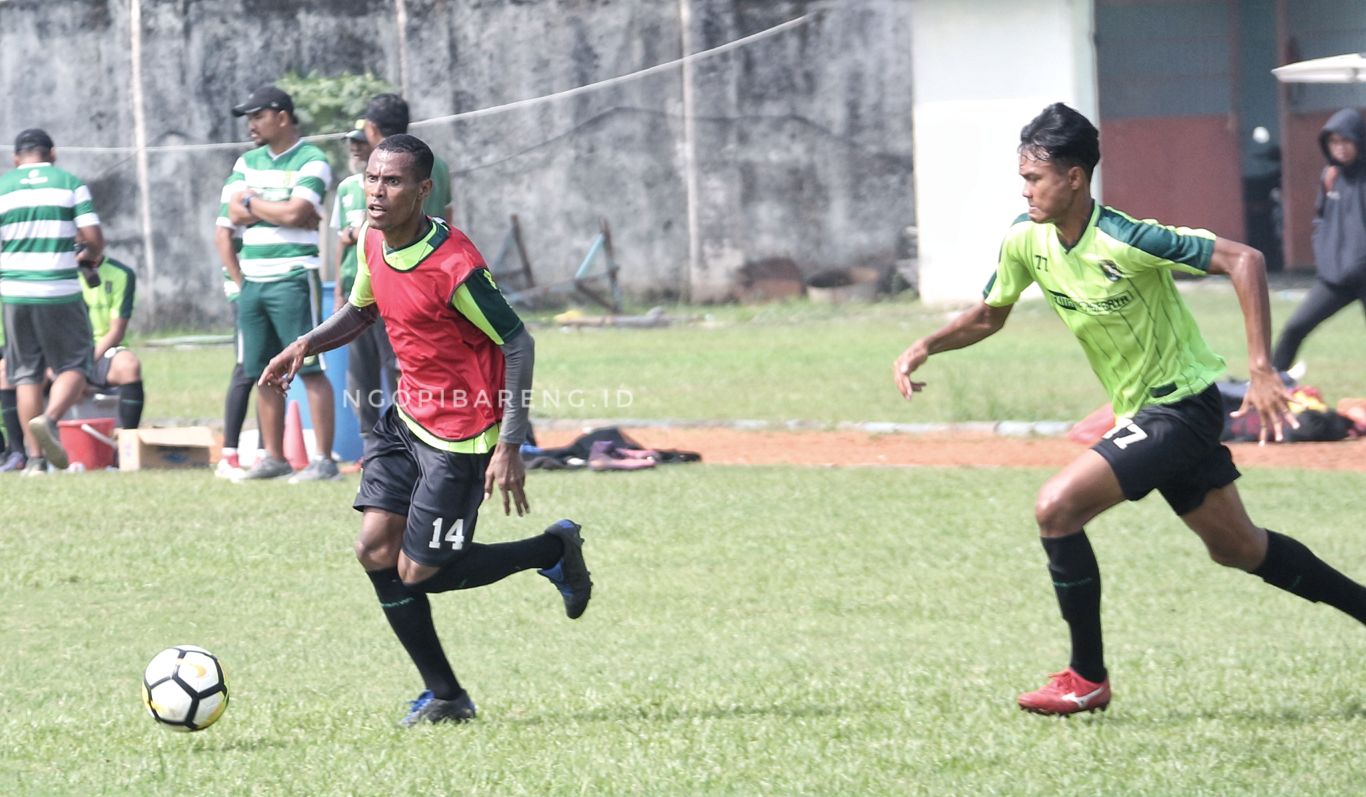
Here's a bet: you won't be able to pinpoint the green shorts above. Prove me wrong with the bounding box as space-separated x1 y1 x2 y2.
238 270 326 379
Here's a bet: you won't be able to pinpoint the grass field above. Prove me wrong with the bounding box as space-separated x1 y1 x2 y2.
2 466 1364 796
4 286 1365 795
136 282 1366 428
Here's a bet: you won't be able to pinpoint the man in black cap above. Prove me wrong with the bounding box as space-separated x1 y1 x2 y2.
361 94 454 226
221 84 337 482
0 128 104 474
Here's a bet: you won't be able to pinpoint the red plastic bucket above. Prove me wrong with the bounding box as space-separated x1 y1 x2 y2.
58 418 118 470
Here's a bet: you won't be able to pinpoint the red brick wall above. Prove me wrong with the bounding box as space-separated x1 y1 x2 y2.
1099 116 1244 240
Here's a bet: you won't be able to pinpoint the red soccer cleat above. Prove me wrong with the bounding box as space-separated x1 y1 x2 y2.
1017 667 1111 715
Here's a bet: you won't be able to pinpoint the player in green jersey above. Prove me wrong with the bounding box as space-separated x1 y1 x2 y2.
893 103 1366 716
81 256 144 430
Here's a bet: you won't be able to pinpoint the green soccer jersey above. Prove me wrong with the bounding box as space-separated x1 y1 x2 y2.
330 172 366 295
222 140 332 282
82 256 136 341
0 162 100 304
984 202 1226 418
426 153 453 220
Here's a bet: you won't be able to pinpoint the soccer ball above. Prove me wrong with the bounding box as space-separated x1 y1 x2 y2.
141 645 229 731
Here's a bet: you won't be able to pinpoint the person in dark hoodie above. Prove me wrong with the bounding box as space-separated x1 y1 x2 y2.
1271 108 1366 371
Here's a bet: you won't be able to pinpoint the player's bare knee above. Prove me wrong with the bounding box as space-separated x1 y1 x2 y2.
1034 487 1079 536
1204 539 1250 569
110 352 141 384
354 535 399 569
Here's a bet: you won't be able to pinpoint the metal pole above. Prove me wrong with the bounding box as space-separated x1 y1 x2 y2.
130 0 157 320
678 0 700 302
394 0 411 95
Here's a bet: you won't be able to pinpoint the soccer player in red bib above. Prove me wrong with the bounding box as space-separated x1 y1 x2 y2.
260 134 591 726
894 103 1366 716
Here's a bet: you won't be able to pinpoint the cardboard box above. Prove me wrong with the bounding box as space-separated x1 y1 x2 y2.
118 427 220 471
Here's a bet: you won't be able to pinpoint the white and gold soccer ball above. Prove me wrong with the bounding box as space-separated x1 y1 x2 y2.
141 646 229 731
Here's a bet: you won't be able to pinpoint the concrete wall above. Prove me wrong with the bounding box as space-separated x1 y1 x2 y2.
0 0 914 328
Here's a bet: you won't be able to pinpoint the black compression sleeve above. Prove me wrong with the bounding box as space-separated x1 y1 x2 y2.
304 302 378 355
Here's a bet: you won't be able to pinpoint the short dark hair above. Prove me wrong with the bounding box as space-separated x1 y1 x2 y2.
15 128 54 157
375 133 433 181
1019 103 1100 178
365 93 410 137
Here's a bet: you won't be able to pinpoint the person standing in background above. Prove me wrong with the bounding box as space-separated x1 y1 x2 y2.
0 128 104 474
222 85 336 482
214 175 254 478
333 123 398 455
1271 108 1366 373
361 93 454 227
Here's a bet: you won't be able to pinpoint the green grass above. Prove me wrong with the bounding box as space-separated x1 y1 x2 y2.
134 283 1366 427
8 286 1362 794
2 466 1364 796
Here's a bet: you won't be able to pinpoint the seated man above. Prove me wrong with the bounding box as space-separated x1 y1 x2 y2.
80 256 144 429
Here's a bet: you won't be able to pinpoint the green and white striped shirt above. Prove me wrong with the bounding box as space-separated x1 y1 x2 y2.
220 140 331 282
0 162 100 303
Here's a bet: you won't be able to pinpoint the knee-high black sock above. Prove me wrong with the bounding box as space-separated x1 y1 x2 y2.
223 364 252 450
415 535 562 594
0 388 20 454
117 381 144 429
366 567 462 700
1253 531 1366 624
1042 531 1106 683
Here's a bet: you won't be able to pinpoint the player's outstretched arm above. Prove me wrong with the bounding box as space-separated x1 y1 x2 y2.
893 301 1012 400
258 303 378 394
1207 237 1297 443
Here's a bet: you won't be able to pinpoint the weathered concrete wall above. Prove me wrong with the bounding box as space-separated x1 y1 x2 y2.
0 0 913 328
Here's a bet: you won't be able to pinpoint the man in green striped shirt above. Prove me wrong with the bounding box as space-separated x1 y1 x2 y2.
893 103 1366 716
0 128 104 473
222 85 336 482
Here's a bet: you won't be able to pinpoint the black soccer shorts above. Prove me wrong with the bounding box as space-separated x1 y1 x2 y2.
354 405 492 567
1091 383 1240 516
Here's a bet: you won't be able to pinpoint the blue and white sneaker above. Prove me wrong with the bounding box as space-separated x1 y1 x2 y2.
399 689 477 727
538 519 593 619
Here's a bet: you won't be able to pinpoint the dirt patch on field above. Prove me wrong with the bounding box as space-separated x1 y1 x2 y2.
536 427 1366 472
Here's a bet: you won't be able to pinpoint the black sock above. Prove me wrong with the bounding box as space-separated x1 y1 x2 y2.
366 567 462 700
223 364 253 450
117 381 144 429
415 535 562 594
1042 531 1106 683
1253 531 1366 624
0 388 20 455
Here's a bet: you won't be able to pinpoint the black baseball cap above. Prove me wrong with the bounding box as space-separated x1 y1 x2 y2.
346 119 368 143
14 128 54 153
232 85 294 117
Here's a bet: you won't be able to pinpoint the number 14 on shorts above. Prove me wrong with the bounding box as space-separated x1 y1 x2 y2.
429 518 466 550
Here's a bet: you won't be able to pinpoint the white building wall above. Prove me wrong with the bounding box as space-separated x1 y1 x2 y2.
910 0 1098 305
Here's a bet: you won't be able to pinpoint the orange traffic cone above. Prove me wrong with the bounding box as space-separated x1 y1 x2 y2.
283 400 310 471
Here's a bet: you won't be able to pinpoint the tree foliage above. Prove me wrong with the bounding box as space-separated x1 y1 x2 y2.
276 70 396 172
